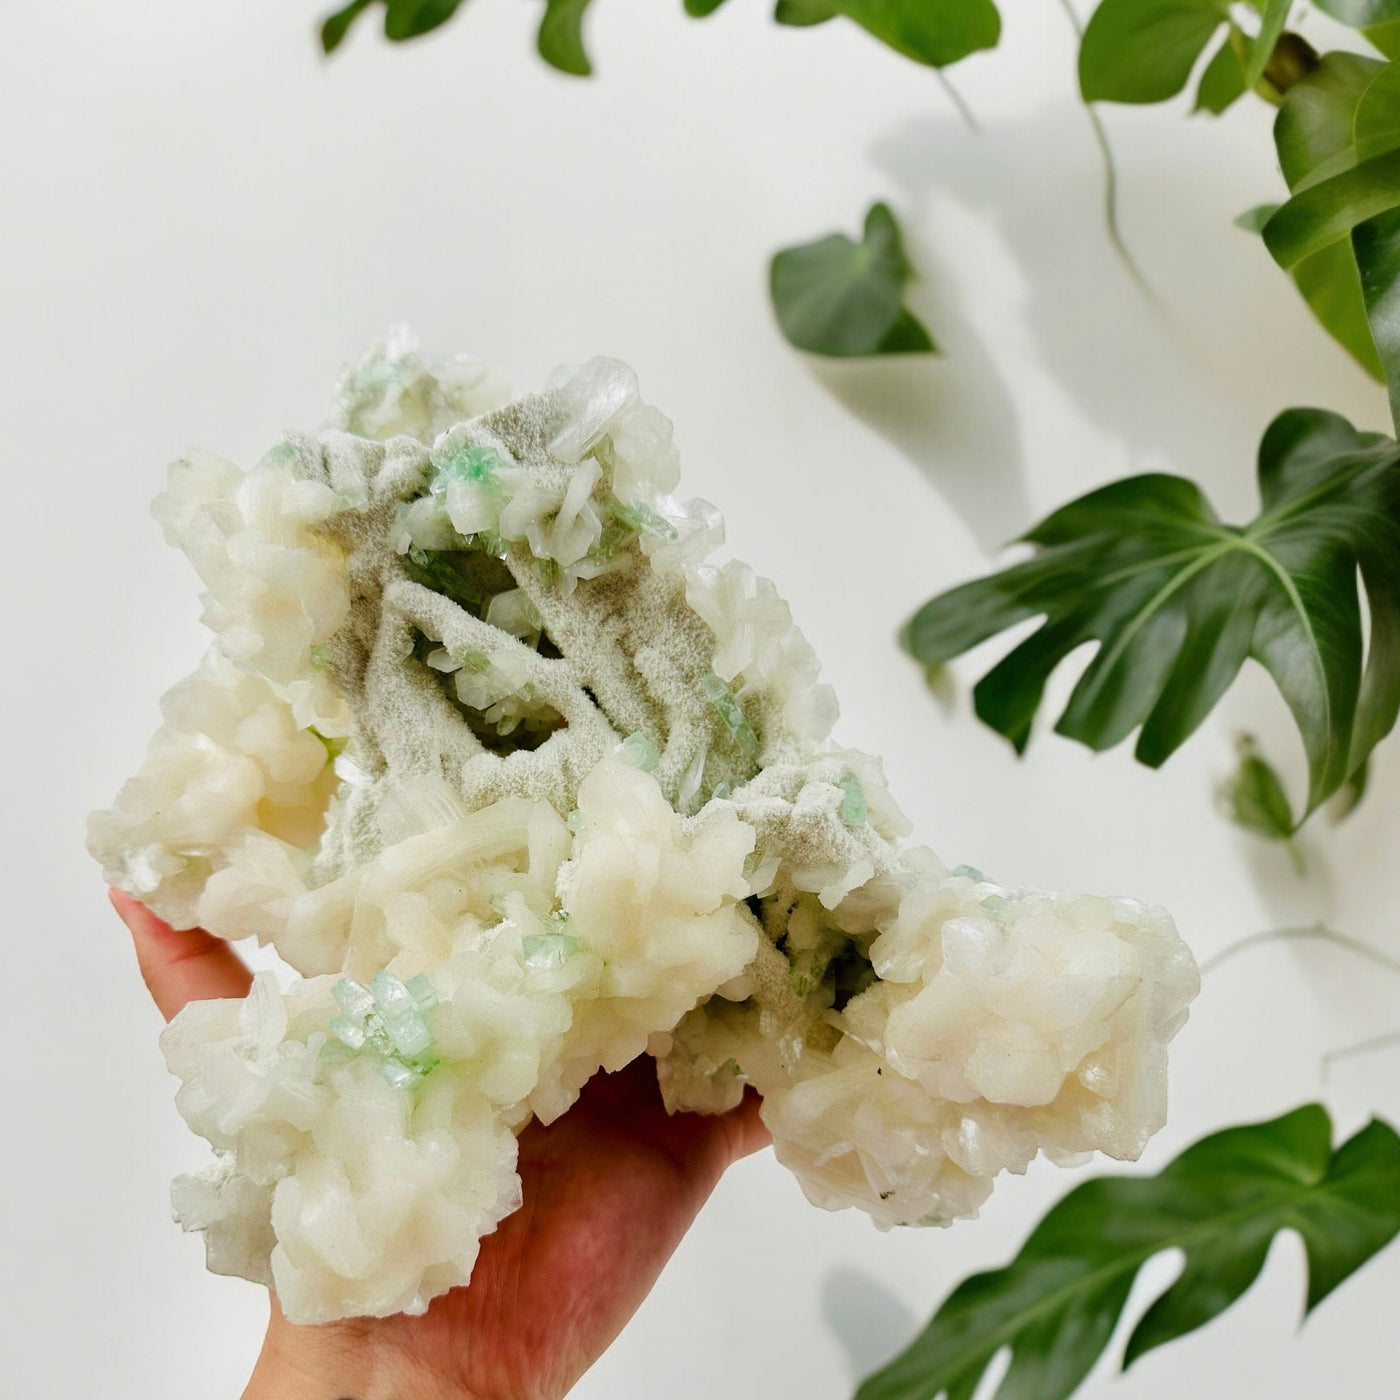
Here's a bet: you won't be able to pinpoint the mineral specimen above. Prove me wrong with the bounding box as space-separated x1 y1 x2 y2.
89 330 1199 1323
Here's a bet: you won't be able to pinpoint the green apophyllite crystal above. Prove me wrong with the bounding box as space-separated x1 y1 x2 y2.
620 731 661 772
699 673 760 760
431 443 505 494
329 973 439 1086
522 931 580 969
837 774 867 827
980 896 1013 929
608 492 678 540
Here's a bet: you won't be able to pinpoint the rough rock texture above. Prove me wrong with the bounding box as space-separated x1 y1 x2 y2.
90 331 1199 1323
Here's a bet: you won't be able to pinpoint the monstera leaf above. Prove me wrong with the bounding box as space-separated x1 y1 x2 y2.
1262 55 1400 416
856 1105 1400 1400
902 408 1400 826
770 202 935 356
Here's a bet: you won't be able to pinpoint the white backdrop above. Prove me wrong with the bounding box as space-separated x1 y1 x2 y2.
3 1 1399 1395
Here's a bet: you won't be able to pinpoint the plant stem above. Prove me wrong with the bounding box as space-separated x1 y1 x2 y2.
1052 0 1158 303
935 67 979 134
1200 923 1400 979
1322 1027 1400 1080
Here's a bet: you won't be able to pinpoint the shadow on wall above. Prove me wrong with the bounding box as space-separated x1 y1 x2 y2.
821 1266 919 1382
865 104 1388 521
800 238 1029 556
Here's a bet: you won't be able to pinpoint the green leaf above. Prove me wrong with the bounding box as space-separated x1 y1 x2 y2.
1244 0 1290 89
1248 0 1288 89
874 306 936 353
319 0 465 49
1079 0 1230 105
1235 201 1281 232
1263 147 1400 268
320 0 374 52
1353 204 1400 422
1219 735 1298 838
382 0 465 41
1274 53 1385 193
1364 18 1400 58
1292 239 1386 379
1255 55 1386 377
855 1105 1400 1400
1314 0 1400 29
1355 57 1400 159
901 409 1400 819
537 0 594 74
1330 753 1372 817
320 0 993 69
770 202 936 357
825 0 1000 68
1264 58 1400 409
1195 27 1247 114
775 0 838 23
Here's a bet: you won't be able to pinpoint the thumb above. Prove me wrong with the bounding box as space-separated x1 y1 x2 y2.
110 888 253 1021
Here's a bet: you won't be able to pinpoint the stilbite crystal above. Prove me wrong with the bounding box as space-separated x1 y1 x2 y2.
89 330 1199 1324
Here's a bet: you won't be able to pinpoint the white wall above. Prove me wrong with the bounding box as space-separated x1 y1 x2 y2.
2 1 1398 1395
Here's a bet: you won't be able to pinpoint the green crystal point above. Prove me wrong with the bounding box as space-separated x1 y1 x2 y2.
430 442 506 495
837 774 867 827
522 931 580 969
608 492 678 541
979 893 1008 921
699 672 760 760
328 972 439 1087
620 731 661 772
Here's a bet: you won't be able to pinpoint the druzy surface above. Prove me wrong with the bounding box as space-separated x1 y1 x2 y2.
91 332 1199 1323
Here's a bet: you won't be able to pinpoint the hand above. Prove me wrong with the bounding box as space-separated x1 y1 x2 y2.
111 889 770 1400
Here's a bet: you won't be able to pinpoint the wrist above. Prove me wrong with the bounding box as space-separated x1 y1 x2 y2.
241 1304 481 1400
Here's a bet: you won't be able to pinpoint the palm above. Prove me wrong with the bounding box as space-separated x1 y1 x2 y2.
111 890 767 1400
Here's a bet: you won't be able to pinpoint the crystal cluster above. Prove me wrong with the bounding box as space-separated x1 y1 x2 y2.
90 331 1199 1323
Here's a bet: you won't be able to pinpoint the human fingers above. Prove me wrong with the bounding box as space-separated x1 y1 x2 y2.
716 1087 771 1165
109 887 253 1021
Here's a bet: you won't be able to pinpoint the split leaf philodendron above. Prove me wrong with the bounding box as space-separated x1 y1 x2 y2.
318 0 999 75
769 203 936 358
856 1104 1400 1400
902 408 1400 831
1261 52 1400 424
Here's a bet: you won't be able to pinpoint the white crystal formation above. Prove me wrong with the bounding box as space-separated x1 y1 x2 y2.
90 331 1199 1323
